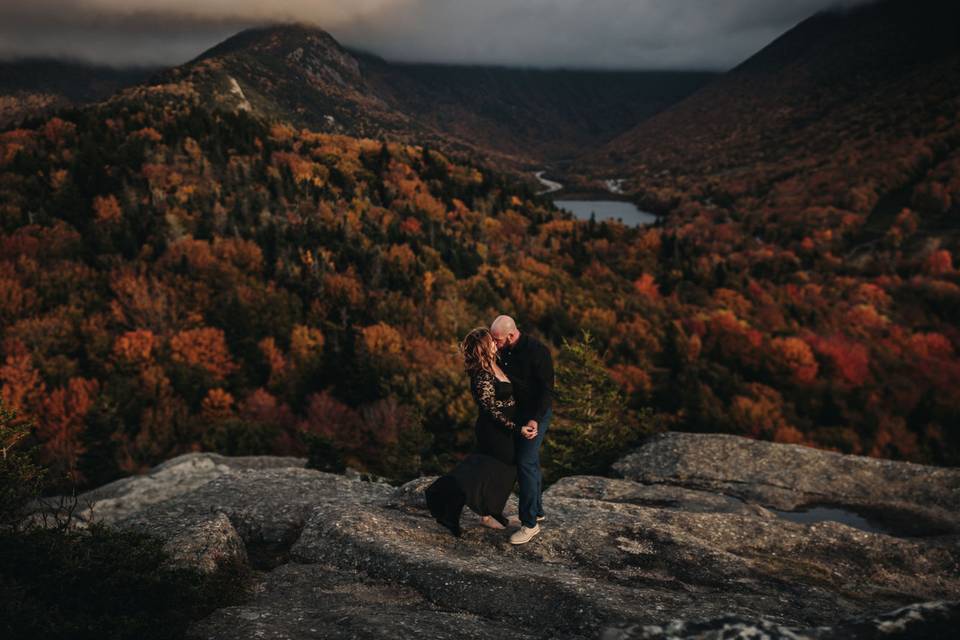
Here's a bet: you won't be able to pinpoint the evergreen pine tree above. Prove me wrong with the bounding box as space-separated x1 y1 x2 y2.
543 331 651 481
0 401 45 529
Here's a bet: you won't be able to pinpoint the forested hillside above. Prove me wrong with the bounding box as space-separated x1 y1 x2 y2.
576 0 960 241
563 0 960 465
2 2 959 493
0 82 659 489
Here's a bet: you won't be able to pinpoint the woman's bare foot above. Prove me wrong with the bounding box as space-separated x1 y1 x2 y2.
480 515 505 529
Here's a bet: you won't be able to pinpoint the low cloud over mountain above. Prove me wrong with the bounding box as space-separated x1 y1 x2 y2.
0 0 876 69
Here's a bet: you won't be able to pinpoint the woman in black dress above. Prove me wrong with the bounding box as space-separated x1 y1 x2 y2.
425 327 527 537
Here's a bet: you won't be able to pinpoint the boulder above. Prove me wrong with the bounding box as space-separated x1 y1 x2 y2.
26 451 307 527
613 432 960 536
132 511 248 574
111 464 392 573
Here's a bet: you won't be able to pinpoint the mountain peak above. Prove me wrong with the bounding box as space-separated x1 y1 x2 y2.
192 22 343 61
730 0 960 79
187 22 361 87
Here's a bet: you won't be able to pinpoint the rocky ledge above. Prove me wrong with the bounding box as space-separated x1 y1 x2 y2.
613 432 960 537
37 433 960 639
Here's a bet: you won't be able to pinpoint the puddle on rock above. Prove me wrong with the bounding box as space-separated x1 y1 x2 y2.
769 505 888 535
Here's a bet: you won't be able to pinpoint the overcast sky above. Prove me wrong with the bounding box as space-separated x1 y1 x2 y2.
0 0 874 70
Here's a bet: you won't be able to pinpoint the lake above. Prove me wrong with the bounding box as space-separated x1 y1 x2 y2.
554 199 658 227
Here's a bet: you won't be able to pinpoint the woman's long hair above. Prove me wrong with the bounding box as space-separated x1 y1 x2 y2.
460 327 496 375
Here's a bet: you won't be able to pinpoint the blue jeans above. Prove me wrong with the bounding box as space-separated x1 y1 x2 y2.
515 408 551 528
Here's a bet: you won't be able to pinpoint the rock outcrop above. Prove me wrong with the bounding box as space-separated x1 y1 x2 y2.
613 432 960 536
602 600 960 640
45 435 960 639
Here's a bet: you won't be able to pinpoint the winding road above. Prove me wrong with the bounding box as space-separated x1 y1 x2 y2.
533 170 563 195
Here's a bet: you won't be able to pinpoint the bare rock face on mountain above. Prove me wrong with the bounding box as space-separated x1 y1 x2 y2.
54 434 959 639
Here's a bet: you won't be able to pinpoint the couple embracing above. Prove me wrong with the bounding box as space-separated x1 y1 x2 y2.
426 315 554 545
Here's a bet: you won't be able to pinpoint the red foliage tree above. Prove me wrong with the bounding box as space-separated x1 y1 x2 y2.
169 327 237 382
36 377 99 484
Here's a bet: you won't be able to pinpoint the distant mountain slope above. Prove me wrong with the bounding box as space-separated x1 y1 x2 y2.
360 59 714 165
148 23 714 169
0 58 159 127
575 0 960 239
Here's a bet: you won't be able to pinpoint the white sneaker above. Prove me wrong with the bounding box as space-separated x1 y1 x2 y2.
510 524 541 545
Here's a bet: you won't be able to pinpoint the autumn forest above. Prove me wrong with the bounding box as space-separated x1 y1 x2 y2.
2 1 959 496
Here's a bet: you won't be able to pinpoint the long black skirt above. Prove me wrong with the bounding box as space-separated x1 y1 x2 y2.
425 453 517 536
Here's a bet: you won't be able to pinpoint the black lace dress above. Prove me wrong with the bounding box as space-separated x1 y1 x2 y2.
425 369 518 536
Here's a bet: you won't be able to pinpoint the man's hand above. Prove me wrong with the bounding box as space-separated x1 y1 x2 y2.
521 420 538 440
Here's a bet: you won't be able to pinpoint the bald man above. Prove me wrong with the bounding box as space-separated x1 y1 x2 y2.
490 315 554 545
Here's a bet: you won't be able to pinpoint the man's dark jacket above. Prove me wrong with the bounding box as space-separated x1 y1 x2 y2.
498 334 554 426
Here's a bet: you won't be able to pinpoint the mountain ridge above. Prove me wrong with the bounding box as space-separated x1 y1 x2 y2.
0 57 160 128
573 0 960 230
142 22 714 170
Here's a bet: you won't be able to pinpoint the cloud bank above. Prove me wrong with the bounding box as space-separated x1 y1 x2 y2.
0 0 876 70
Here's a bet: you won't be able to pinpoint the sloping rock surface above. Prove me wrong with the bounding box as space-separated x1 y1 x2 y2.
613 432 960 536
57 435 960 639
61 451 309 526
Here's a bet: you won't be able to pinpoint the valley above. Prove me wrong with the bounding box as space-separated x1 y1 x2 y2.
1 0 958 492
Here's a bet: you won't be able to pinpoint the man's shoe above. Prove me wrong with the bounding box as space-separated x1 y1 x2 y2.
510 524 541 545
536 514 545 522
